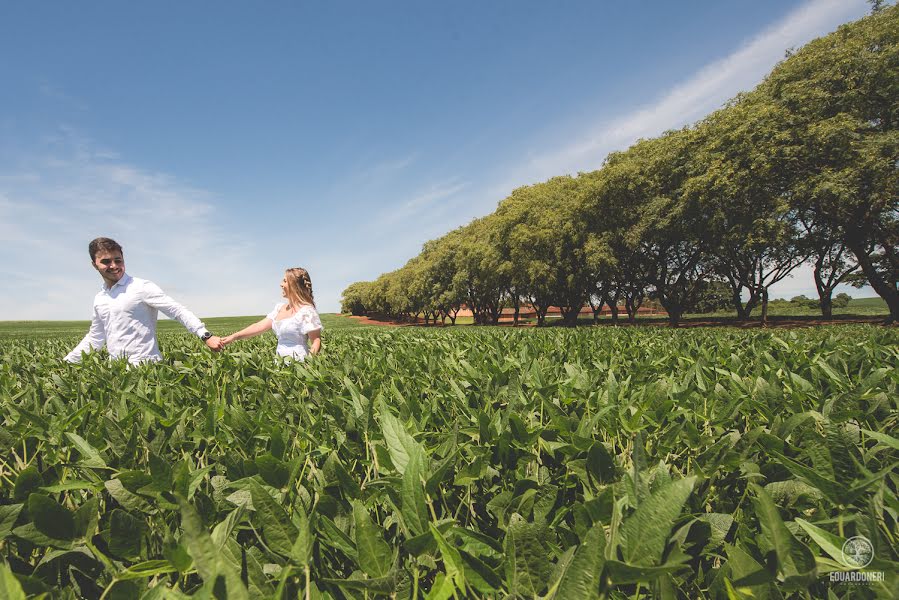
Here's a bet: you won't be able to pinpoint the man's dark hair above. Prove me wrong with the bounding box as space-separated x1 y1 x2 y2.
88 237 123 261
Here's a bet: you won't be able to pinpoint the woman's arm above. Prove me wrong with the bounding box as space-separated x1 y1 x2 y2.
307 329 322 355
222 318 273 345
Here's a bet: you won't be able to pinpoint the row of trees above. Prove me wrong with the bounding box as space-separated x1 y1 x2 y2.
342 6 898 326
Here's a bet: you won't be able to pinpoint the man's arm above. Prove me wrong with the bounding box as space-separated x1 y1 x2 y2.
64 305 106 363
141 281 224 351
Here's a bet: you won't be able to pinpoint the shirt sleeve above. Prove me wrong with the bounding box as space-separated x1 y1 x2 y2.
64 304 106 363
141 280 209 337
298 306 323 335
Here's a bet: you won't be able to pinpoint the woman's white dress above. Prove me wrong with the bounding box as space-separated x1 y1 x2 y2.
266 303 323 360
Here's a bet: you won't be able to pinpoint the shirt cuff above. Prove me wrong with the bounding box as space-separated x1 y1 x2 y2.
197 327 210 339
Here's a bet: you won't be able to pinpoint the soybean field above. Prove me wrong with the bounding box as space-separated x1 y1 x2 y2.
0 324 897 598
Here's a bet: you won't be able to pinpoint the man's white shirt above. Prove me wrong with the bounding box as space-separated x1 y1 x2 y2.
65 273 210 365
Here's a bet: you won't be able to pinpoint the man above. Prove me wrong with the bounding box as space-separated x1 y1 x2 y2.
65 237 225 365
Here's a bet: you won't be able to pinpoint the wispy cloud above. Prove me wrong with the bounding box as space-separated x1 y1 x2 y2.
0 128 271 320
489 0 869 196
374 178 469 227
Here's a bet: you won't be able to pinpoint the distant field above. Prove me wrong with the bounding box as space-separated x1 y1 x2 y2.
0 297 887 340
0 312 369 341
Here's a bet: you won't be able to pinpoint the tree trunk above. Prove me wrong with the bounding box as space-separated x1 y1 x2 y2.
813 260 834 319
625 297 637 324
561 306 580 326
850 242 899 323
665 303 682 327
610 303 620 323
589 297 605 324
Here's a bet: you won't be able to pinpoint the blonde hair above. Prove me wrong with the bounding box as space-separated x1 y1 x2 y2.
285 267 315 308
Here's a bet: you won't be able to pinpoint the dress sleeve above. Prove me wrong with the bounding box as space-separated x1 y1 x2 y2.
65 303 106 363
266 304 282 321
297 306 323 335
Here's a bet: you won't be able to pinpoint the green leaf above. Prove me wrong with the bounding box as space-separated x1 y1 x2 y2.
13 467 43 501
459 549 502 594
504 516 552 597
0 563 26 600
290 505 314 567
430 522 464 587
116 559 179 580
319 572 398 595
380 411 420 475
750 484 816 587
604 560 691 584
255 453 290 489
247 479 298 556
318 515 356 559
178 497 218 581
0 504 23 541
73 497 99 539
109 509 145 558
619 476 696 566
65 432 107 468
104 478 156 514
401 447 430 536
586 442 616 485
28 493 75 540
551 521 607 599
794 519 845 564
861 428 899 451
353 501 392 578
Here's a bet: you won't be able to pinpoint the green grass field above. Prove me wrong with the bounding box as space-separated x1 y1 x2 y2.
0 313 370 341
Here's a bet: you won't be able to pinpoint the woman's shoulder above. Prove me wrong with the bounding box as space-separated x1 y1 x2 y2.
295 303 318 315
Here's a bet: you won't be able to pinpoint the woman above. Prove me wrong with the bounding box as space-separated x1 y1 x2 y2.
222 268 323 360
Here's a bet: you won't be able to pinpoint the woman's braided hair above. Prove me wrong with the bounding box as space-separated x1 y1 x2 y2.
285 267 315 308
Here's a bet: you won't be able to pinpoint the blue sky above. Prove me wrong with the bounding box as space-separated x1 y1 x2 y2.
0 0 876 319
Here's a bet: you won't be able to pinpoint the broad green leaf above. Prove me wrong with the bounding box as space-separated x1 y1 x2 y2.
109 509 144 558
28 493 75 540
459 549 502 594
65 432 107 469
401 447 430 536
861 428 899 450
13 467 43 501
210 506 245 550
794 518 845 564
430 522 464 587
380 412 417 475
247 479 298 556
353 501 392 578
255 453 290 489
551 521 607 599
750 484 816 587
504 516 552 597
177 497 217 581
73 497 99 539
291 505 314 567
0 504 23 541
619 476 696 566
0 563 26 600
586 442 616 484
318 515 356 559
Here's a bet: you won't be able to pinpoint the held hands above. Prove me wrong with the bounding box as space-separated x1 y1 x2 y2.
204 335 226 352
221 334 236 346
